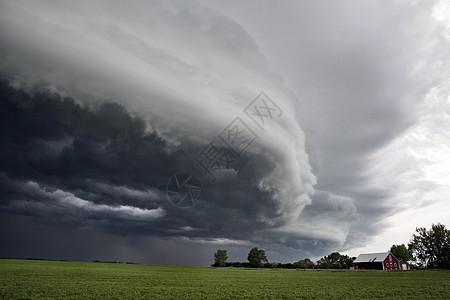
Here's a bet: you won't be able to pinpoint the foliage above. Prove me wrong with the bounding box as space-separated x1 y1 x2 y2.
408 223 450 269
293 258 315 269
1 259 450 299
247 247 269 268
212 249 228 267
390 244 413 262
223 261 250 268
316 252 355 269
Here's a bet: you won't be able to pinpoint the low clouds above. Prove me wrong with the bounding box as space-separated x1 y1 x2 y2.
0 72 315 258
1 0 449 265
0 0 317 261
0 80 307 238
5 181 165 221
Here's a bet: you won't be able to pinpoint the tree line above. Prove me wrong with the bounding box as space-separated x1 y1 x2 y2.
213 223 450 269
213 247 355 269
394 223 450 269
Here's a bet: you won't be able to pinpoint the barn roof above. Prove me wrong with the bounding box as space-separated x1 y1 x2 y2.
354 252 390 263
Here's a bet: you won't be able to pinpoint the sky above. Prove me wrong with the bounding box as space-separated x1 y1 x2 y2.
0 0 449 266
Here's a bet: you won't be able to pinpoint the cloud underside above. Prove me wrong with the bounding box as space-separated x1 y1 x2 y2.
0 82 309 241
0 0 321 252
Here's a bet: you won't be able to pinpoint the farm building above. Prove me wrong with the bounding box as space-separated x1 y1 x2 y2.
353 252 410 270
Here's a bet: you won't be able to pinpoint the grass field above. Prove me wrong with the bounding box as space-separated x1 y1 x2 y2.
1 259 449 299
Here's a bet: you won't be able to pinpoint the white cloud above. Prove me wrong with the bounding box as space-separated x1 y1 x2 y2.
9 181 165 220
85 180 164 201
204 0 450 253
345 84 450 255
176 236 252 246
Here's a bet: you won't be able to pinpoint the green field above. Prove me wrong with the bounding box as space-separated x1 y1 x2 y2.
1 259 449 299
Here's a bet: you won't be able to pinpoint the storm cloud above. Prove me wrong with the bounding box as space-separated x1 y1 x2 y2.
1 0 449 265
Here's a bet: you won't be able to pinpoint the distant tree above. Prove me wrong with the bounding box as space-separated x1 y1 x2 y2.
316 256 333 269
304 258 315 268
292 260 305 269
408 223 450 269
390 244 412 262
283 263 293 269
271 262 280 269
316 252 355 269
293 258 315 269
213 249 228 267
247 247 268 268
225 261 249 268
343 256 356 269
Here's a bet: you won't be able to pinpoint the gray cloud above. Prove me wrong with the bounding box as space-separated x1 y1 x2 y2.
0 81 297 236
205 0 450 252
1 0 449 265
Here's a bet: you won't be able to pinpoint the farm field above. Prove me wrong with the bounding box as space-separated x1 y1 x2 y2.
1 259 449 299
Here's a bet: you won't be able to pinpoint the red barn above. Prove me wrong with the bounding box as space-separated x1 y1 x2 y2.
398 260 411 270
353 252 410 270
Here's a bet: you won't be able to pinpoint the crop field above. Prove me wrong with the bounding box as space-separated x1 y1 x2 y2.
0 259 449 299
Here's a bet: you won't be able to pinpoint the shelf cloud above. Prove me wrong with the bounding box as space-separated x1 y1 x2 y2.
1 0 449 265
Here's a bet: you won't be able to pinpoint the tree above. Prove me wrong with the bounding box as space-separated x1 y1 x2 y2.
247 247 268 268
408 223 450 269
293 258 315 269
303 258 315 269
390 244 412 262
316 252 355 269
213 249 228 267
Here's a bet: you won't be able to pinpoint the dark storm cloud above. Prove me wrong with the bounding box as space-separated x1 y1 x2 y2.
0 212 217 266
0 78 302 244
1 0 448 265
0 0 320 267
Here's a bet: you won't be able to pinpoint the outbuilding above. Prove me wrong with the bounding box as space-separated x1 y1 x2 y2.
353 252 410 270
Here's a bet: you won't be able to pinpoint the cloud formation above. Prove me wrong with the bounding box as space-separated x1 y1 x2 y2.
0 0 449 265
0 0 318 263
205 0 450 252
